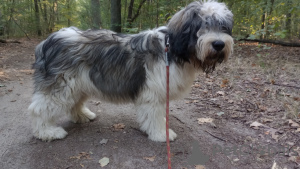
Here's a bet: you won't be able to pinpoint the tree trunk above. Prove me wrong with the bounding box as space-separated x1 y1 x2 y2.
67 0 71 27
127 0 134 28
39 0 49 33
110 0 121 32
260 0 267 39
286 0 292 39
156 0 159 27
127 0 146 28
7 0 15 38
266 0 275 38
34 0 42 36
49 0 57 32
0 10 3 36
91 0 101 29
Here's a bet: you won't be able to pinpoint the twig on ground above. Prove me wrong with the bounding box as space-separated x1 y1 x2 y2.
204 130 227 142
264 82 300 89
172 115 185 124
288 137 300 153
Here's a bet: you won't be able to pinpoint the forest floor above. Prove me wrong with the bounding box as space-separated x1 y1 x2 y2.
0 39 299 169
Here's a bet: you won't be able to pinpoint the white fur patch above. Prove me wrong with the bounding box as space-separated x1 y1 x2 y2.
200 0 233 21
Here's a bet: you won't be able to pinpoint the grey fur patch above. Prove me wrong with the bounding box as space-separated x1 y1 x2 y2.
33 28 165 101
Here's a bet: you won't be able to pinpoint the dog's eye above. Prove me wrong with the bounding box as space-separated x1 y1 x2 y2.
221 26 228 32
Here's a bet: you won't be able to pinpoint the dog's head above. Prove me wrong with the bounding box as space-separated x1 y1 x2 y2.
167 0 234 73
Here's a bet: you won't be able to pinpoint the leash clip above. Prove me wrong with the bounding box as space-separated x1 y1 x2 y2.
165 35 170 66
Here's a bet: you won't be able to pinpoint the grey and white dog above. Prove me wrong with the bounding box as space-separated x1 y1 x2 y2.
29 0 233 142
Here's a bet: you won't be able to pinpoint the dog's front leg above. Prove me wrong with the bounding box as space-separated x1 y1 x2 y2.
136 102 177 142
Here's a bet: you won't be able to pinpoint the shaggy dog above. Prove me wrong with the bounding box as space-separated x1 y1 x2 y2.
29 0 233 142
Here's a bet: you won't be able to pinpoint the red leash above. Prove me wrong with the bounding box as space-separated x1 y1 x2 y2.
165 37 171 169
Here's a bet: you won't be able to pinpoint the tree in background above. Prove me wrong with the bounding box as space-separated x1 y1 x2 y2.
127 0 146 29
110 0 121 32
0 0 299 42
91 0 101 29
34 0 42 36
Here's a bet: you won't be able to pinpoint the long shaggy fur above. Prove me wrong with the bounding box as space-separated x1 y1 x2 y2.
28 0 234 142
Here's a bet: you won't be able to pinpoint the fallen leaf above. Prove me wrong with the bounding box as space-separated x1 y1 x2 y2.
268 128 279 142
193 84 201 88
259 105 267 111
250 121 264 129
94 101 101 105
100 139 108 145
216 91 225 96
262 118 273 123
220 79 229 88
7 89 13 92
250 121 279 141
233 158 239 162
271 79 275 85
143 156 155 162
271 161 278 169
70 152 91 160
198 118 214 125
216 112 224 116
288 120 300 128
296 128 300 132
80 164 84 168
293 97 300 101
195 165 205 169
286 142 294 146
228 100 234 104
99 157 109 167
10 100 16 102
288 156 300 164
267 107 277 113
113 123 125 131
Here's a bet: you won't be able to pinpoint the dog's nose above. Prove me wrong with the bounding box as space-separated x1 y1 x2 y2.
212 41 225 51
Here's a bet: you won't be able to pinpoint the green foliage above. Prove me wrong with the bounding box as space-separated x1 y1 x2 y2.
0 0 299 40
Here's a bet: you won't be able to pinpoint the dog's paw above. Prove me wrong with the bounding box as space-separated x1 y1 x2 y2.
148 129 177 142
82 107 96 120
34 127 68 141
71 108 96 123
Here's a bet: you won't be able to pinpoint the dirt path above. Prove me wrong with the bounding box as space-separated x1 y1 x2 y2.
0 40 299 169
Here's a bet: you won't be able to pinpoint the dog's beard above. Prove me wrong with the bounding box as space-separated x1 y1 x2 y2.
200 52 225 74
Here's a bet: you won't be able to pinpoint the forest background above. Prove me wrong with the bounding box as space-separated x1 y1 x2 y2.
0 0 300 42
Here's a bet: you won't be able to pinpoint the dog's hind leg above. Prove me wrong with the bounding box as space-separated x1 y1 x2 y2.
136 101 177 142
28 92 68 141
69 95 96 123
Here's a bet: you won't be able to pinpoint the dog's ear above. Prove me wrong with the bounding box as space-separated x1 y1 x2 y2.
168 10 202 62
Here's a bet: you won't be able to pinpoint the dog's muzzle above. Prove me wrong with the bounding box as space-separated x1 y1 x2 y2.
212 41 225 52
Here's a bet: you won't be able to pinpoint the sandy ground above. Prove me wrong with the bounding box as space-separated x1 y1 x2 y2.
0 39 299 169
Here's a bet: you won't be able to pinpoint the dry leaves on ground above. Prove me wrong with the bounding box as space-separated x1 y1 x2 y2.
195 165 206 169
100 139 108 145
250 121 279 141
143 156 156 162
113 123 125 131
197 118 214 125
99 157 110 167
70 152 92 160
